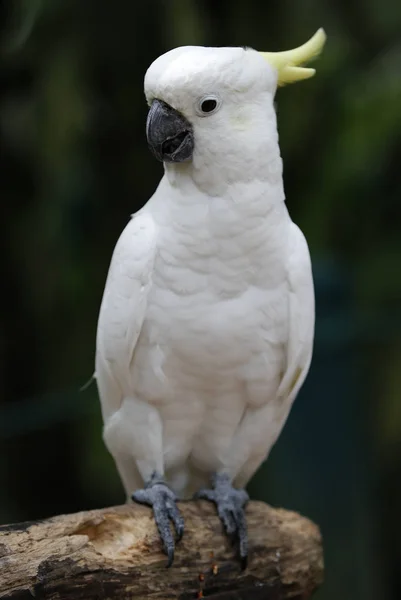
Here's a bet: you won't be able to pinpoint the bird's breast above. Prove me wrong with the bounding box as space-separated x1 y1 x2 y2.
130 227 289 407
128 212 290 478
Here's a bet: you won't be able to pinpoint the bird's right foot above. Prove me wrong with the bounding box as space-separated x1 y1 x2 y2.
132 472 184 567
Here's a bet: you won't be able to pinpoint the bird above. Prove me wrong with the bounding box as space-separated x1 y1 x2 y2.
95 28 326 567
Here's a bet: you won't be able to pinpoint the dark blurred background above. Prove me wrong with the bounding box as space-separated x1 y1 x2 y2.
1 1 400 598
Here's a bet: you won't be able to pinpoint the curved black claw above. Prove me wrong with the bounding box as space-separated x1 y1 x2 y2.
132 473 184 567
195 472 249 568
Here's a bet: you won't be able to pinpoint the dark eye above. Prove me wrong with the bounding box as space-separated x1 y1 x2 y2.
201 98 217 113
196 95 221 116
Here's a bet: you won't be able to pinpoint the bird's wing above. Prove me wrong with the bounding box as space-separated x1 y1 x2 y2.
206 223 315 487
277 221 315 403
223 222 315 488
95 211 157 422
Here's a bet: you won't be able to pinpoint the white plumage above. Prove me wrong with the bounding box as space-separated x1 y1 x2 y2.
95 45 315 504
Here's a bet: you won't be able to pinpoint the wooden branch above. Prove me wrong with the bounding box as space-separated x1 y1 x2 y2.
0 501 323 599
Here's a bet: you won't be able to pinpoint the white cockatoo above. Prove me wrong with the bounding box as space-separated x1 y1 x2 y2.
95 29 326 566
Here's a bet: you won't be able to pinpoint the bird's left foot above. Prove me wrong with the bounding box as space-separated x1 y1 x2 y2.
195 472 249 568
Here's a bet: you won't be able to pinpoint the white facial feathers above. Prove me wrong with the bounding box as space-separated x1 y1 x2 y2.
144 46 278 117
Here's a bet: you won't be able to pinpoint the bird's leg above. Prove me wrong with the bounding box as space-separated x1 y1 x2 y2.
195 472 249 567
132 471 184 567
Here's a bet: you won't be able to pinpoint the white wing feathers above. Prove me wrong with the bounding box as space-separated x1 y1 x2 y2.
277 222 315 402
95 212 157 421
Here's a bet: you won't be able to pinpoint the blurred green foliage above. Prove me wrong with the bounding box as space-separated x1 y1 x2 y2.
1 1 400 599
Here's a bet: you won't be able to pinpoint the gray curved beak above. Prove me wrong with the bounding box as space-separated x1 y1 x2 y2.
146 99 194 163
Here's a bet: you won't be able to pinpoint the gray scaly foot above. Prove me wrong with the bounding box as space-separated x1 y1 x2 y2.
195 472 249 568
132 472 184 567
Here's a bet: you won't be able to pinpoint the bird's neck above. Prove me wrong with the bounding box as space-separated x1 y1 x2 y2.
152 142 290 287
152 162 290 294
164 133 285 203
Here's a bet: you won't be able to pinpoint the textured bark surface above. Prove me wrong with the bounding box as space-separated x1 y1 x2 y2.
0 501 323 599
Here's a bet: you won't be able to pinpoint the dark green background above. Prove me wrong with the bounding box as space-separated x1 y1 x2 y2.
1 1 400 599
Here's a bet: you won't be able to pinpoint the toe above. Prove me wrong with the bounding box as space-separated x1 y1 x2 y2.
153 496 176 566
237 489 250 506
132 489 151 505
166 498 185 541
218 506 237 535
166 542 175 568
194 488 216 502
234 509 248 568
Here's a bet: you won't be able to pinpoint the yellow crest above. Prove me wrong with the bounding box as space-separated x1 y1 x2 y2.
260 28 326 85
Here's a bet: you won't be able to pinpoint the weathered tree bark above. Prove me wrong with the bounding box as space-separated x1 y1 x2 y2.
0 501 323 599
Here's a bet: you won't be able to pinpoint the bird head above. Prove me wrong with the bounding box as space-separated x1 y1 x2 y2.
144 29 326 166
